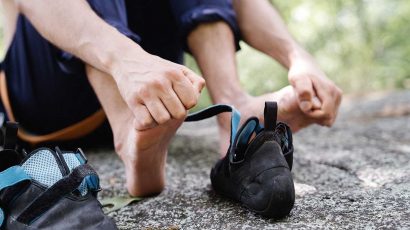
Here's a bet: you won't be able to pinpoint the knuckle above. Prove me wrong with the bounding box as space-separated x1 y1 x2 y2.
156 113 171 125
137 85 150 99
336 87 343 96
174 109 187 119
329 85 343 96
184 97 197 109
289 76 297 85
198 77 206 87
328 85 337 93
134 121 145 131
137 116 154 130
289 75 304 85
150 78 167 90
128 93 139 106
165 68 182 79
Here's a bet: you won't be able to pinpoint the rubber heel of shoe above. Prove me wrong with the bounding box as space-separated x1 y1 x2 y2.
241 167 295 219
260 169 295 218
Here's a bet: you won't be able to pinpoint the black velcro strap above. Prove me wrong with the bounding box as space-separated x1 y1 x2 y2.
17 164 98 225
264 101 277 132
185 104 233 122
0 180 31 207
3 122 18 150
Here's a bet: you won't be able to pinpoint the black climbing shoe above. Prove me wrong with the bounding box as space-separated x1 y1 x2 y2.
0 122 117 230
186 102 295 218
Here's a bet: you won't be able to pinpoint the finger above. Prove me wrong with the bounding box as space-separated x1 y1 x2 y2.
144 99 171 125
160 90 187 120
290 76 315 112
333 87 343 109
182 68 206 94
327 118 336 126
306 109 327 119
308 102 336 126
305 110 333 127
316 89 337 122
172 76 198 110
132 105 157 130
318 117 334 127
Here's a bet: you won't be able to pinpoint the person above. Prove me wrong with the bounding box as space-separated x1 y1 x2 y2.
0 0 342 197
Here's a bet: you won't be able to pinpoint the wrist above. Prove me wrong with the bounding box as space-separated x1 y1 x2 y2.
103 35 148 80
79 23 148 79
264 40 305 69
287 46 315 68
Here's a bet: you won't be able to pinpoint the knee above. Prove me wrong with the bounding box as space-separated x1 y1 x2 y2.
191 21 233 36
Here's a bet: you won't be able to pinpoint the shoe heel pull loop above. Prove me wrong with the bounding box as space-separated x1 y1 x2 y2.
264 102 277 132
185 104 235 122
3 122 18 150
185 104 241 148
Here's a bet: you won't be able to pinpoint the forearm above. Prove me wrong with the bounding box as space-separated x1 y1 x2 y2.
16 0 147 75
1 0 19 50
233 0 309 69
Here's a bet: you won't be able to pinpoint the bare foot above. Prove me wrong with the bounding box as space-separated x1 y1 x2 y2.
114 112 183 196
217 86 317 155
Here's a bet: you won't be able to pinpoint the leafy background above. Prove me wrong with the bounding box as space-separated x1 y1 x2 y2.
1 0 409 109
187 0 410 108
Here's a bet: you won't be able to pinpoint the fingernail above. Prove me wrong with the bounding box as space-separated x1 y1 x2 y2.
300 101 312 111
312 97 322 108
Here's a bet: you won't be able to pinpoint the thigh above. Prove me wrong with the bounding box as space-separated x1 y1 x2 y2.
1 0 140 135
169 0 241 51
125 0 184 64
2 15 101 135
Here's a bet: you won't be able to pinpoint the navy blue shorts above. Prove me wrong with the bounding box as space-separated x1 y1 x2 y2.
0 0 240 143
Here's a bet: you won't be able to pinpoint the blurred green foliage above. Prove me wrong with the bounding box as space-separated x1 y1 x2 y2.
1 0 409 110
186 0 410 108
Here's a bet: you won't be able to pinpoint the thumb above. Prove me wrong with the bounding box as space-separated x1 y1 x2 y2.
290 76 315 112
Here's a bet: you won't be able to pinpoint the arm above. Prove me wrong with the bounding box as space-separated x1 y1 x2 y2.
233 0 342 126
15 0 204 129
1 0 19 50
16 0 128 74
233 0 299 69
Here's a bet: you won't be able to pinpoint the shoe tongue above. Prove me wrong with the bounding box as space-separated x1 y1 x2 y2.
21 148 87 194
21 148 64 188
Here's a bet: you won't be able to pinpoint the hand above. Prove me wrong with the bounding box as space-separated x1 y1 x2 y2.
288 55 342 126
111 51 205 131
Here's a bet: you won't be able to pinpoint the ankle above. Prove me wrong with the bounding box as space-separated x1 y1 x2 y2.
123 150 167 196
126 174 165 197
213 91 251 108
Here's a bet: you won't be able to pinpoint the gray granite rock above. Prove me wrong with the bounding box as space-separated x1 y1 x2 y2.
88 91 410 229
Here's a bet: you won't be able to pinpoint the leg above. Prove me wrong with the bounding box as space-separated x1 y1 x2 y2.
86 66 183 196
1 0 185 195
187 22 316 154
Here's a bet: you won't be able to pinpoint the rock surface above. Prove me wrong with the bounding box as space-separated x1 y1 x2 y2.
89 91 410 229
